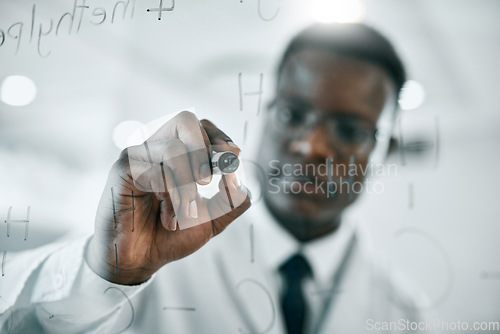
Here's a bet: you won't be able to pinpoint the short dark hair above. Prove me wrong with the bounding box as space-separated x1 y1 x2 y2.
278 23 406 97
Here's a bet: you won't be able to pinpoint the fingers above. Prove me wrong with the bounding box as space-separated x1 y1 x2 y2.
109 155 181 232
155 165 180 231
127 139 198 223
174 113 213 185
206 174 250 234
118 112 247 234
149 111 213 186
201 119 241 156
156 192 178 231
207 176 251 236
163 148 199 221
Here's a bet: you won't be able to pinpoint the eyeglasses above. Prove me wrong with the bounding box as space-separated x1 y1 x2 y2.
267 98 378 153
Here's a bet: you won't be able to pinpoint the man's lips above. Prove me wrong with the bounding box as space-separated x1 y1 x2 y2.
277 166 333 184
284 175 315 182
279 175 327 197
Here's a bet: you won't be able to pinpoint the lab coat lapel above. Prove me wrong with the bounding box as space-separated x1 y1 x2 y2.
213 221 286 334
313 235 375 333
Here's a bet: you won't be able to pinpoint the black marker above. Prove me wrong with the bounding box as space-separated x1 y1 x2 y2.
211 151 240 175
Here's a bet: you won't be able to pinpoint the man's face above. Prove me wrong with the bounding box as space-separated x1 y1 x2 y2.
258 49 394 241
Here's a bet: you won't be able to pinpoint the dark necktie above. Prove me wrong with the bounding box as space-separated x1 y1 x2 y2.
279 253 312 334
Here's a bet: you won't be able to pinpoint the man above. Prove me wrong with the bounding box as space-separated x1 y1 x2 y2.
0 23 423 333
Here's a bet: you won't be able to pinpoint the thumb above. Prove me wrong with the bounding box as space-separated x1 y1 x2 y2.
207 174 251 236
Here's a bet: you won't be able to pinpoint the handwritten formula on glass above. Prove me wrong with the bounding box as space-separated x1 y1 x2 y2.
0 0 282 58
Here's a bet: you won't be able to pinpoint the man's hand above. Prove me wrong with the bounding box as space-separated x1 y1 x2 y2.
86 111 251 285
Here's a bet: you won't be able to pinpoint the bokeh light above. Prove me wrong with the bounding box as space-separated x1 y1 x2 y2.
0 75 38 107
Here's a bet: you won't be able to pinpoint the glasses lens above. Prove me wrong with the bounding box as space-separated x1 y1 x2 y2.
268 99 376 151
270 103 307 131
328 119 374 144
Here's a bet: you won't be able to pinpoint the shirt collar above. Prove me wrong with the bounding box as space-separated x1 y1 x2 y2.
251 202 356 287
251 202 298 275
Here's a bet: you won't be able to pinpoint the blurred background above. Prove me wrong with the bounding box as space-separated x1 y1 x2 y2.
1 0 499 328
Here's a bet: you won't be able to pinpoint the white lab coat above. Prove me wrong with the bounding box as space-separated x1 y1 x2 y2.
0 203 425 333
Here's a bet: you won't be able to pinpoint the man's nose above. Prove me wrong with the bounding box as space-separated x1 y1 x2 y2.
289 125 339 159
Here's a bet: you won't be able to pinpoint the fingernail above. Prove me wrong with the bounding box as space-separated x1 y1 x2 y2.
227 141 240 150
189 200 198 218
199 163 212 183
170 216 177 231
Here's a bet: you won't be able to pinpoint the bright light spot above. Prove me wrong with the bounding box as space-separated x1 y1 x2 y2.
399 80 426 110
311 0 365 24
0 75 37 106
112 120 144 150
